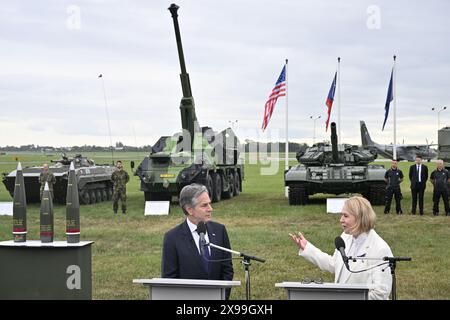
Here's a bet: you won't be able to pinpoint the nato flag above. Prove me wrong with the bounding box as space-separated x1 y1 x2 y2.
382 68 394 131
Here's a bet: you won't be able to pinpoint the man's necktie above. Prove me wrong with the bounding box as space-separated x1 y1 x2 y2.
199 236 210 272
417 165 421 182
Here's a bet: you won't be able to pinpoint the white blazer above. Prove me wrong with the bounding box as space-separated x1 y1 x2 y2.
300 229 393 300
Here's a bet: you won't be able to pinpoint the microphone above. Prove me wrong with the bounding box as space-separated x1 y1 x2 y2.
196 221 207 256
335 236 350 270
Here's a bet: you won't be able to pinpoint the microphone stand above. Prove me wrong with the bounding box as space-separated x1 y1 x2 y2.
347 256 411 300
206 242 265 300
383 256 411 300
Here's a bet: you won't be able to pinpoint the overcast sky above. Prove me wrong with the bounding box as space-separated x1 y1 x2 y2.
1 0 449 147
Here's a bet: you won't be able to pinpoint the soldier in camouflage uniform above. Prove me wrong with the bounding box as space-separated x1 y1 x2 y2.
39 163 56 200
111 160 130 214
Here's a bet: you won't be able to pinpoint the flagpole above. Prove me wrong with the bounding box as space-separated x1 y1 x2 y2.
337 57 341 144
393 55 397 160
285 59 289 198
99 74 114 164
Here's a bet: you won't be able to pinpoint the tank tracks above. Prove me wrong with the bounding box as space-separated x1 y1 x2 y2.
365 183 386 206
288 184 308 205
79 186 113 205
288 183 386 206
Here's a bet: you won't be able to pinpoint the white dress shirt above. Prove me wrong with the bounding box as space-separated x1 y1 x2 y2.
338 232 368 282
417 164 422 182
186 219 211 255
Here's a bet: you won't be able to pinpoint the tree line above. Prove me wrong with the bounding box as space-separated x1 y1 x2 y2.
0 142 309 153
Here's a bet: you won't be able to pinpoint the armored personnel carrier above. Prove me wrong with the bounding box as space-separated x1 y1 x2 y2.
132 4 244 202
2 154 116 204
285 122 386 205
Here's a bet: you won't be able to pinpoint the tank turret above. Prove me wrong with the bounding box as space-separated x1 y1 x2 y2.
297 122 376 166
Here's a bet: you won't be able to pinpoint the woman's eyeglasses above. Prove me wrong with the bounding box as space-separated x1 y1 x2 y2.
301 277 323 284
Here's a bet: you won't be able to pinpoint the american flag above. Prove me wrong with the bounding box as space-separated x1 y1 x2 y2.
261 65 286 131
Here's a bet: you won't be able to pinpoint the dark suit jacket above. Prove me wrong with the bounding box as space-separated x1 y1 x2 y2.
161 219 234 284
409 164 428 189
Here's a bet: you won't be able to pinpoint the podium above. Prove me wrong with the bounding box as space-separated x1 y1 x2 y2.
0 240 93 300
133 278 241 300
276 282 369 300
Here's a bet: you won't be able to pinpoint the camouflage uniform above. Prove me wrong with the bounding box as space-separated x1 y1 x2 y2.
39 171 56 200
111 169 130 214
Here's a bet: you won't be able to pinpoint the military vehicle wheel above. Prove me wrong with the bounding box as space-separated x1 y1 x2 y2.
80 191 90 205
368 184 386 205
211 173 222 203
228 172 235 198
102 189 108 201
221 176 233 199
96 189 103 202
233 172 240 196
222 172 235 199
89 190 97 204
205 174 214 200
289 184 308 205
107 187 113 200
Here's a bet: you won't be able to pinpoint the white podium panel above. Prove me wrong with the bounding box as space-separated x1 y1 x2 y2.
133 278 241 300
276 282 369 300
326 198 348 214
0 202 13 216
144 201 170 215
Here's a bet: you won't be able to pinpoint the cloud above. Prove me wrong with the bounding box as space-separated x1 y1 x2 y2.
1 0 449 148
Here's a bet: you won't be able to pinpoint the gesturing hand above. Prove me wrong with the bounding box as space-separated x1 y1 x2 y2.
289 231 308 250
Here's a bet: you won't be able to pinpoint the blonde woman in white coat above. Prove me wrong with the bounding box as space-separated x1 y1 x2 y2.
290 196 393 300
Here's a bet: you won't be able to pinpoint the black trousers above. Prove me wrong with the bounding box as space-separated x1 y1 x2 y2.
433 188 450 215
411 183 426 214
385 187 402 213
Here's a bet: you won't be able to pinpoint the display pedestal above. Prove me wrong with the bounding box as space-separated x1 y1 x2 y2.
0 240 93 300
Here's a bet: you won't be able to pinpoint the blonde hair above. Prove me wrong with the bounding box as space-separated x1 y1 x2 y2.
343 196 376 235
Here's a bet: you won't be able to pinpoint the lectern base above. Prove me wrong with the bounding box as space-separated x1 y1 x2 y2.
134 278 241 300
276 282 369 300
0 240 93 300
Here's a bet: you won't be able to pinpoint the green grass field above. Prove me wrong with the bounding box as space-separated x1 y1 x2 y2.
1 152 449 300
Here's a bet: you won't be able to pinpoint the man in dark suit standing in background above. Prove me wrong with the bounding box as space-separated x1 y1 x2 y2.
409 155 429 215
161 183 234 299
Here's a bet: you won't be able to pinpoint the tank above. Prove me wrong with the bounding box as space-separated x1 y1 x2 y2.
132 4 244 202
285 122 386 205
2 154 116 205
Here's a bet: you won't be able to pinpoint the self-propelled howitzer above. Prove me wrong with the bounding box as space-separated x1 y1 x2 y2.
132 4 244 203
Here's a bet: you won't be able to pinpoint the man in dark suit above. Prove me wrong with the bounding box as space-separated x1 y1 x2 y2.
430 159 450 216
409 155 429 215
161 183 234 299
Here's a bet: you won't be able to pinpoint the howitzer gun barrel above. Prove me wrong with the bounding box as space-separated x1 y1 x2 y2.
168 3 191 98
168 3 199 149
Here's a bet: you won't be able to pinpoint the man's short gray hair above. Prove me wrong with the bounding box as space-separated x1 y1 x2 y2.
179 183 209 215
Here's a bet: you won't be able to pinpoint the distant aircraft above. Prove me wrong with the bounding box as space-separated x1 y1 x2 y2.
360 121 437 162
